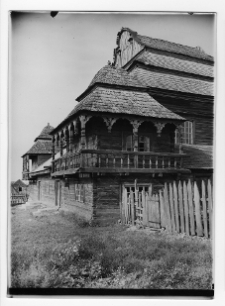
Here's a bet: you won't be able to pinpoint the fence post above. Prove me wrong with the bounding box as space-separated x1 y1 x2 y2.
178 181 185 233
124 187 128 224
173 181 179 233
183 181 190 235
208 179 213 238
194 182 203 237
201 180 208 238
187 180 195 236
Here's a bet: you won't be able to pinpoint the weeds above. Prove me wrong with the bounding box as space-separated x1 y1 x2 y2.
10 204 212 289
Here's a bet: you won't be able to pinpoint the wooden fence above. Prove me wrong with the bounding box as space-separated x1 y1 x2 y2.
11 194 29 206
122 179 213 238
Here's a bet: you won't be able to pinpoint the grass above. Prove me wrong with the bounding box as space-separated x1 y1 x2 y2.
10 203 213 289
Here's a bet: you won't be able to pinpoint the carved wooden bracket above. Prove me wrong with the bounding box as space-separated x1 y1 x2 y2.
130 120 143 133
103 117 118 132
79 115 92 127
154 123 166 137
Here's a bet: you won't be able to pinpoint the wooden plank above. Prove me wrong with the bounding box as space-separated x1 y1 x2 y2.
169 183 175 232
124 187 128 224
130 190 135 225
164 183 172 232
208 179 213 238
201 180 208 238
187 180 195 236
178 181 185 233
183 181 190 235
173 181 179 233
159 190 168 230
142 190 147 226
194 182 203 237
146 192 150 226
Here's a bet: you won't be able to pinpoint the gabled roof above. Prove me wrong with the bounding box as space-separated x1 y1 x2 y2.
34 123 54 141
22 140 52 157
117 28 214 62
182 144 213 169
65 87 184 123
130 67 213 96
128 49 213 78
13 179 28 187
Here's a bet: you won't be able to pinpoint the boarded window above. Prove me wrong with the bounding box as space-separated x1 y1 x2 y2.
75 184 84 202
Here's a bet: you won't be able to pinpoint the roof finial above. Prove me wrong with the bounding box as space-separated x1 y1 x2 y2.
107 60 112 66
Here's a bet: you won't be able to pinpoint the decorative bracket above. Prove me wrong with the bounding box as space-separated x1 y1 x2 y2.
154 123 166 137
79 115 92 127
130 120 143 133
103 117 118 133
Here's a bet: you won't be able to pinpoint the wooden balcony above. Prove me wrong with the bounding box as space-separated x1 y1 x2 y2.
51 149 190 176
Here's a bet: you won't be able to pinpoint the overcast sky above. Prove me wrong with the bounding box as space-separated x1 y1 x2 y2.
9 12 215 181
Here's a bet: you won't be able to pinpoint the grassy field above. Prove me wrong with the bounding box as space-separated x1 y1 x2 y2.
10 202 213 289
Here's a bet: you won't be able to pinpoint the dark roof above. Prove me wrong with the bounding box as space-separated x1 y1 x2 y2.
131 50 213 78
34 123 54 141
13 179 28 187
22 140 52 157
182 145 213 169
130 67 214 96
88 64 143 88
66 87 184 122
118 28 214 62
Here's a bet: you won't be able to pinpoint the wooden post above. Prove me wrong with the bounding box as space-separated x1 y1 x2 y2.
178 181 185 233
183 181 190 235
124 187 128 224
208 179 213 238
187 180 195 236
202 180 208 238
194 182 203 237
173 181 179 232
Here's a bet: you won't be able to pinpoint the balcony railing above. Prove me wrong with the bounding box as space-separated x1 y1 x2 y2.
52 149 188 174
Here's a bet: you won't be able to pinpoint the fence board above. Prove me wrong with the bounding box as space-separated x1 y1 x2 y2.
178 181 185 233
163 184 172 232
142 190 147 226
183 181 189 235
130 190 135 225
169 183 175 232
173 182 179 232
194 182 203 237
208 180 213 238
201 181 208 238
187 180 195 236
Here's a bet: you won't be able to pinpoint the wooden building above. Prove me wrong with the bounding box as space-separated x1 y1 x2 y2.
23 28 214 226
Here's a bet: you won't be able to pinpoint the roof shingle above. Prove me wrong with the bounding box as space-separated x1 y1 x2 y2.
34 123 54 141
118 28 214 62
22 140 52 157
130 67 214 96
132 50 213 78
68 87 184 121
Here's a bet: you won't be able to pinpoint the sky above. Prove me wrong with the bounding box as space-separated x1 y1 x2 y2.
9 12 215 181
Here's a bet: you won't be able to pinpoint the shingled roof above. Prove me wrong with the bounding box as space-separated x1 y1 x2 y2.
22 140 52 157
34 123 54 141
130 67 213 96
182 144 213 169
66 87 184 123
88 64 143 88
118 28 214 62
129 50 213 78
